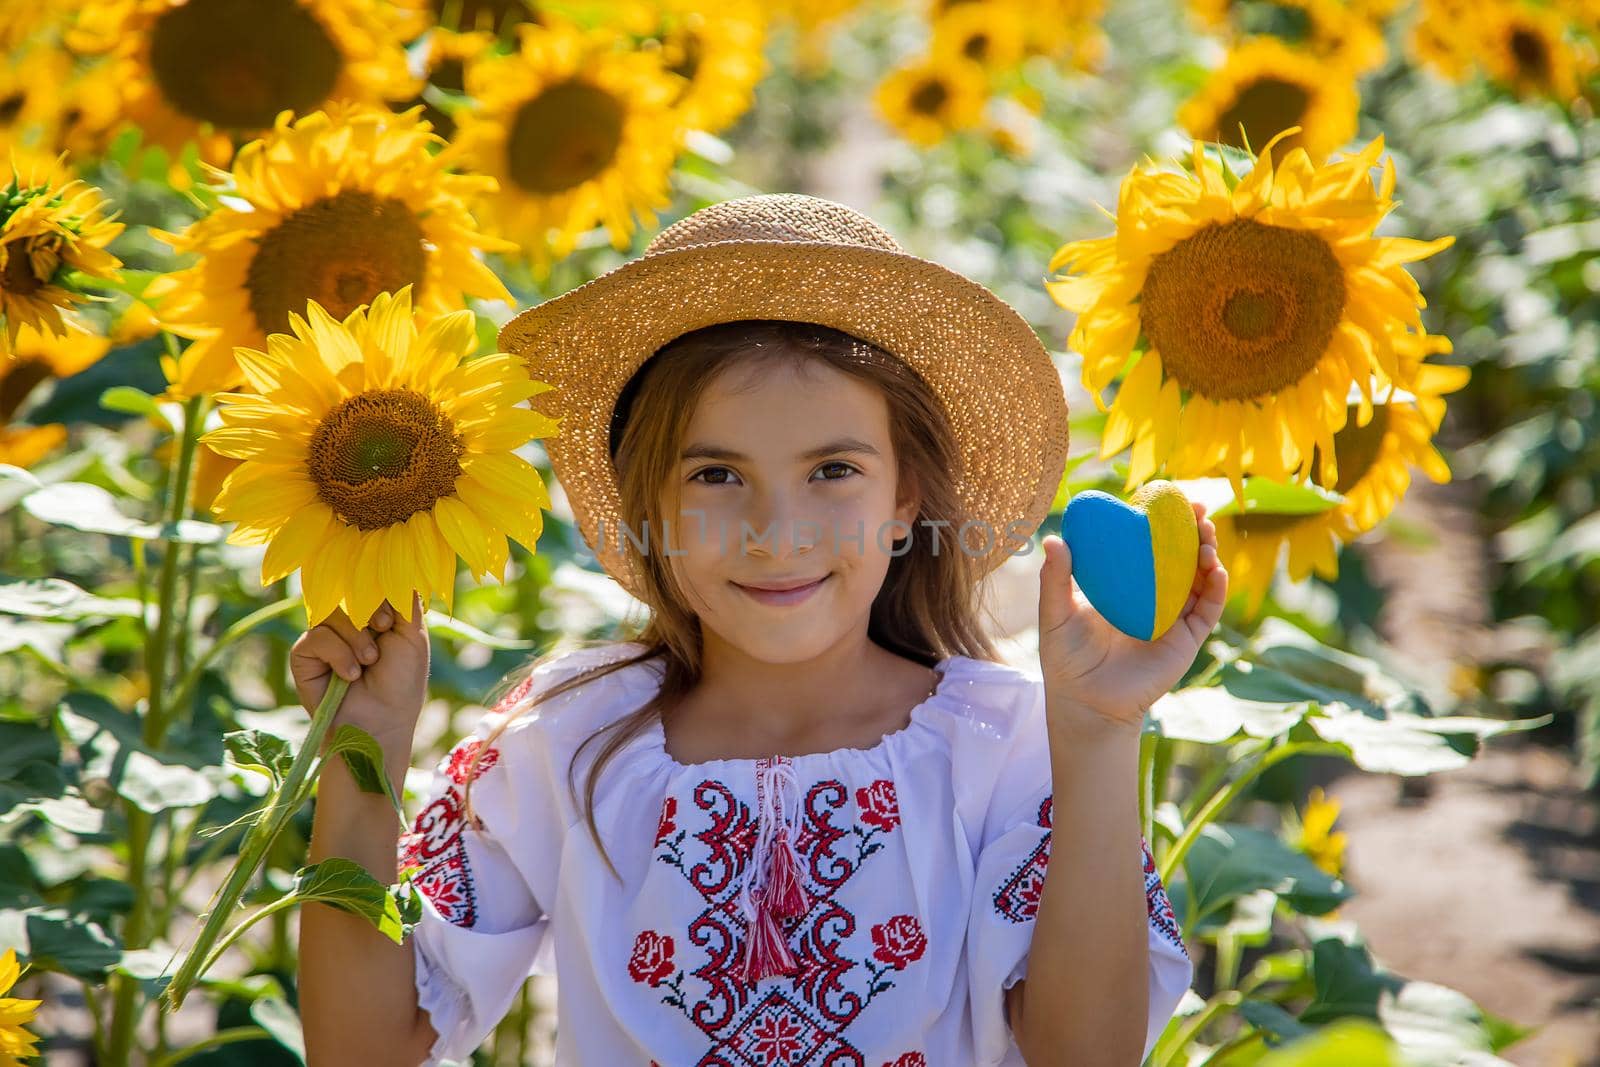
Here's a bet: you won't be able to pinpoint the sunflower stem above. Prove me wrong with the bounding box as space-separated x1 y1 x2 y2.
106 391 204 1067
159 673 351 1013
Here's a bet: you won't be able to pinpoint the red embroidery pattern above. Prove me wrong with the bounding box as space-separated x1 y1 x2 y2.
990 796 1190 957
645 769 918 1065
991 796 1052 923
396 679 527 927
882 1054 926 1067
1142 837 1188 958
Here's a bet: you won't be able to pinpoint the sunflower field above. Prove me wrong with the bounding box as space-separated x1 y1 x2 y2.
1 0 1597 1064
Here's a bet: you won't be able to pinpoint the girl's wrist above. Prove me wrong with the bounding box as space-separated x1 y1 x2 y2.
1043 692 1146 745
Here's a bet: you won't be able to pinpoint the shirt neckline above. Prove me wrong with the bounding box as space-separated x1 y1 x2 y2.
643 654 966 772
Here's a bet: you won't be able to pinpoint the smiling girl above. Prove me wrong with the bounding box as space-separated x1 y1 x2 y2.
294 194 1226 1066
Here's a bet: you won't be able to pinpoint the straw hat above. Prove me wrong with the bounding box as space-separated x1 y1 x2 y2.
498 192 1069 601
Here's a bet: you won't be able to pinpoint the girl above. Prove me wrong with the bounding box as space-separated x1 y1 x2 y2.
295 194 1227 1067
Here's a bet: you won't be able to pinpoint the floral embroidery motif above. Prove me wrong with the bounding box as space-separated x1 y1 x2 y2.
644 763 924 1065
631 931 678 986
1142 837 1188 958
656 795 679 846
991 796 1053 923
882 1054 926 1067
869 916 926 970
855 780 899 832
990 795 1190 958
396 679 527 928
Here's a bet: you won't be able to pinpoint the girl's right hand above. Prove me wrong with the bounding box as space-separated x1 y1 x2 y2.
289 591 431 749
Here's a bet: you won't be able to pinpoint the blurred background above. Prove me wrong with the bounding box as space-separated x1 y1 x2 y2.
0 0 1596 1064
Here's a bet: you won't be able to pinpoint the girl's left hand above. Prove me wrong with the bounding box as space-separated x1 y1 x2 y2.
1036 500 1228 735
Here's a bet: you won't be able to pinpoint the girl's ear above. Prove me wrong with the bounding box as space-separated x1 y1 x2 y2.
893 470 921 530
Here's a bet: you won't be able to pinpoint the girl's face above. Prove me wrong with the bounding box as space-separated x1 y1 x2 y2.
660 357 918 666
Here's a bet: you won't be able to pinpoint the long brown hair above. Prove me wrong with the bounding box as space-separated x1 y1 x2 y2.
462 319 1004 881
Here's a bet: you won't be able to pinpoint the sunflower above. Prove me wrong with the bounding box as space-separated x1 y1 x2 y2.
1031 0 1110 70
1293 786 1348 878
1407 0 1479 80
1211 331 1466 614
0 153 124 357
874 53 989 148
1046 130 1455 502
0 948 41 1066
423 0 547 37
0 0 82 53
453 20 685 278
931 1 1029 71
201 285 558 626
64 0 418 182
1187 0 1387 73
1476 1 1586 102
1178 37 1358 164
0 321 112 468
145 103 514 401
646 0 769 137
389 26 496 142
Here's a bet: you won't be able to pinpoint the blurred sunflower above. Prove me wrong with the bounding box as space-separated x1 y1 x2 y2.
931 1 1029 71
1179 37 1358 164
1046 131 1455 500
1187 0 1387 73
201 286 558 626
0 50 79 151
1407 0 1478 80
1212 331 1467 614
0 1 82 52
422 0 545 37
1476 1 1587 102
1015 0 1108 70
766 0 869 74
875 53 989 148
647 0 769 136
65 0 418 183
454 20 685 278
0 153 124 356
388 27 494 142
146 103 513 401
0 322 111 468
0 948 41 1065
1292 786 1348 878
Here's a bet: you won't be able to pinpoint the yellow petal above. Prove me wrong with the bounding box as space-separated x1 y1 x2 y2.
261 503 335 585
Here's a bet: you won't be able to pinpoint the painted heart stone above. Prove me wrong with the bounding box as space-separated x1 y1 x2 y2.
1058 480 1199 641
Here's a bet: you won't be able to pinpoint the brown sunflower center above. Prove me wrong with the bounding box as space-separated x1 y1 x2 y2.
307 389 465 530
0 357 51 421
962 33 991 62
0 91 25 126
246 189 427 339
1214 77 1310 155
1141 218 1346 401
505 79 625 194
1508 27 1550 81
666 29 703 85
1312 403 1391 494
430 0 535 35
0 239 50 296
910 77 950 116
149 0 343 131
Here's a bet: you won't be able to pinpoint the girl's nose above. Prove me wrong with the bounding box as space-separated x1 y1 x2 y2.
742 491 819 558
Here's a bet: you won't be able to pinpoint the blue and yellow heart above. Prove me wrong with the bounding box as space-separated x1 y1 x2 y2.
1058 480 1199 642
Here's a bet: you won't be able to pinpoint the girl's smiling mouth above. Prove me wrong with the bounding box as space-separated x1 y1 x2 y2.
731 574 830 606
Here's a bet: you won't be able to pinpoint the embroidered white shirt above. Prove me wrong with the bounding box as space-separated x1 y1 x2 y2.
401 642 1193 1067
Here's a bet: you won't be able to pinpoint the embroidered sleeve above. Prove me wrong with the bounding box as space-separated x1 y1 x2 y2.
964 681 1194 1067
401 676 556 1067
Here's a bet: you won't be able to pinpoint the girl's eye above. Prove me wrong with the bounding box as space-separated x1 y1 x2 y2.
691 463 864 489
689 466 739 485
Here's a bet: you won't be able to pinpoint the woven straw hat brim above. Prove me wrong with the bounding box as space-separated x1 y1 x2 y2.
499 239 1070 601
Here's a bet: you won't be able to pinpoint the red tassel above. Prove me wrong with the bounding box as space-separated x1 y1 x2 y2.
740 888 798 982
765 827 811 919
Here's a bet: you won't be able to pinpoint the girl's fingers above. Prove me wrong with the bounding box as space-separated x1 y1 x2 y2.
319 609 380 665
291 627 363 683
